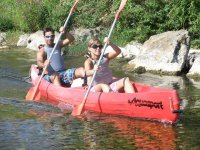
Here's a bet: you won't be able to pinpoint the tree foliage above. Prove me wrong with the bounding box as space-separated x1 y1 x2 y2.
0 0 199 47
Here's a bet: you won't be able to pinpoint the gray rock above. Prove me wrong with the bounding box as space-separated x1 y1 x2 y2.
187 55 200 76
17 34 30 46
129 30 190 74
119 41 142 58
73 27 103 42
0 32 6 46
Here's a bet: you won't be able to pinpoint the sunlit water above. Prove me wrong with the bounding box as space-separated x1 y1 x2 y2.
0 47 200 149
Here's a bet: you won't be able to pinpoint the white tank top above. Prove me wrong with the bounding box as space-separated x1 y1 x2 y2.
91 57 112 85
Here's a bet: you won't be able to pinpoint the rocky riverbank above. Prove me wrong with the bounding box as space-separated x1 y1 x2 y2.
1 28 200 80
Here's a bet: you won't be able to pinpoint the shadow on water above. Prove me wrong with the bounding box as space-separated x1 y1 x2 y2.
0 48 200 149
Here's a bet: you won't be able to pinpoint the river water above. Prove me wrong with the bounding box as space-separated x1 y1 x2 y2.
0 47 200 150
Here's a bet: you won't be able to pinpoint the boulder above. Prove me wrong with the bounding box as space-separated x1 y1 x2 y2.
187 53 200 77
129 30 190 74
17 34 30 47
0 32 6 46
118 41 142 58
26 31 46 51
73 27 103 42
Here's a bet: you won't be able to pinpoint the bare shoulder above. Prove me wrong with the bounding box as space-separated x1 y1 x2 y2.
84 58 92 64
37 47 46 59
84 58 94 69
37 47 45 54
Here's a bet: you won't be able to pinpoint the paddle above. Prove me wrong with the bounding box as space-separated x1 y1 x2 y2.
26 0 80 101
72 0 127 116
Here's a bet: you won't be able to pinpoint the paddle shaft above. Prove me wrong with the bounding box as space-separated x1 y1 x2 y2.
83 0 127 100
85 0 128 93
82 18 117 102
29 0 80 100
73 0 127 115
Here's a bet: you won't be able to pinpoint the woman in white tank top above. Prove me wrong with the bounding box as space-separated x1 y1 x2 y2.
84 37 135 93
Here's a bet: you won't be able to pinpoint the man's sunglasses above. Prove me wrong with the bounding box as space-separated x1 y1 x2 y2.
45 35 55 39
91 44 103 49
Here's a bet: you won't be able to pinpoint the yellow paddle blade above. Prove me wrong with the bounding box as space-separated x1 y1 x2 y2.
71 102 85 116
25 87 41 101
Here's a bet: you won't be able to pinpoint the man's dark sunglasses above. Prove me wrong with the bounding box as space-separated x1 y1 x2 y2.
45 35 55 39
91 44 103 49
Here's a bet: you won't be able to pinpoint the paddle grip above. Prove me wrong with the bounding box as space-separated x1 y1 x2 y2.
70 0 80 13
115 0 127 19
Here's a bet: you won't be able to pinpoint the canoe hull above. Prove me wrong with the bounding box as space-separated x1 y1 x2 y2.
28 64 181 123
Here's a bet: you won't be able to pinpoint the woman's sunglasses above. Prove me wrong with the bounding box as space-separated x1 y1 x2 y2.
91 44 103 49
45 35 55 39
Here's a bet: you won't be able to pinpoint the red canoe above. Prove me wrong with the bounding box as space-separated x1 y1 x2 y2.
26 64 181 123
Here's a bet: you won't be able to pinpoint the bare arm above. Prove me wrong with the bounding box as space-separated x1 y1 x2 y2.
37 47 47 69
84 58 96 76
60 32 75 47
105 38 121 60
59 26 75 47
84 58 100 85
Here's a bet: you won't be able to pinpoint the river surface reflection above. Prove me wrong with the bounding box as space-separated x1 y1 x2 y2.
0 48 200 149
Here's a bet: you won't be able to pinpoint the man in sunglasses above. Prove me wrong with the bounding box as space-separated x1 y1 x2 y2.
37 26 94 86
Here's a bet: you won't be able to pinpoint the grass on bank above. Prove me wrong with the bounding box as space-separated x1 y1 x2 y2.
1 0 199 48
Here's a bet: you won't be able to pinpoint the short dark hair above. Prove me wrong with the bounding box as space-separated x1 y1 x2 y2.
43 27 55 36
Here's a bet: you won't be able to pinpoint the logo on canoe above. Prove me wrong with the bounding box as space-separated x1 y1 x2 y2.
128 98 164 109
